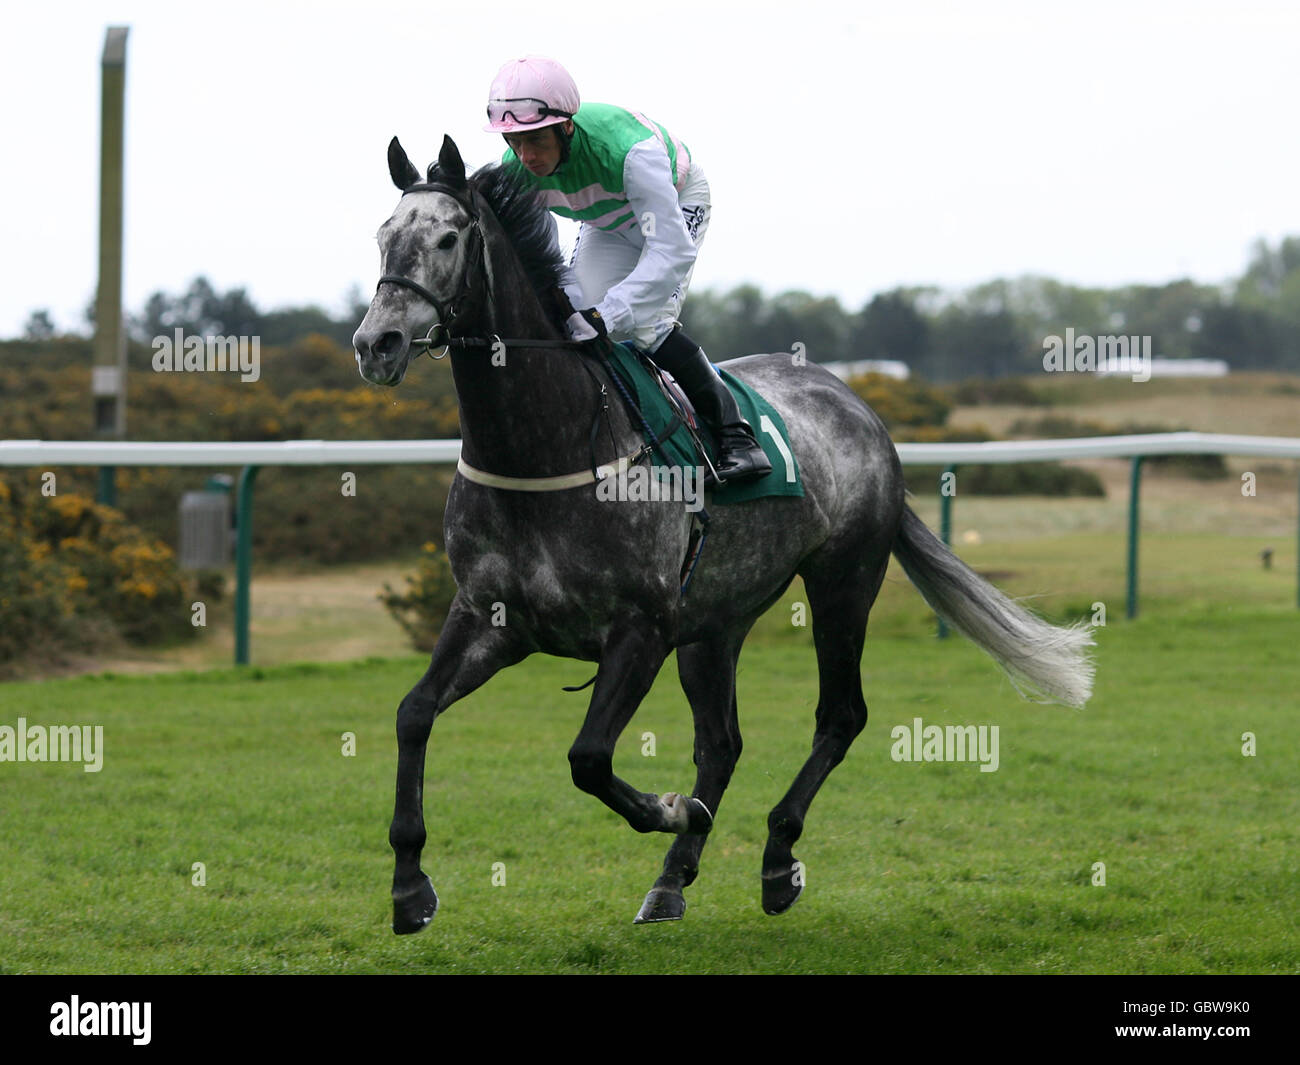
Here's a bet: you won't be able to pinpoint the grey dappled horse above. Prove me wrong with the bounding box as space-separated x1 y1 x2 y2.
353 136 1094 933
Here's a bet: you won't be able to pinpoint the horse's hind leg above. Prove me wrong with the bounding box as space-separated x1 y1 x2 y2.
761 555 887 915
391 599 527 934
568 625 714 837
635 636 744 924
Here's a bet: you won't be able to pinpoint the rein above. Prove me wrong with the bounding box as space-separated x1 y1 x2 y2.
375 178 685 488
378 180 596 358
375 173 712 596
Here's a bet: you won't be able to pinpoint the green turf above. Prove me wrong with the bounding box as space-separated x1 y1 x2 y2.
1 596 1296 974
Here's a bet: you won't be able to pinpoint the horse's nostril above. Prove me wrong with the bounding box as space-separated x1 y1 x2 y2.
376 331 405 358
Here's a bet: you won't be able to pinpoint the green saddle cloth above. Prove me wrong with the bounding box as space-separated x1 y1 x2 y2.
602 342 804 505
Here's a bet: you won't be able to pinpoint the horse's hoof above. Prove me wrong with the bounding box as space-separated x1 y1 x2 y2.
761 865 804 916
634 887 686 924
660 793 713 835
392 875 439 934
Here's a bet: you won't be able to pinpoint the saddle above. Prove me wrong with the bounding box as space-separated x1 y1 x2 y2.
598 342 804 507
538 287 802 505
642 361 715 478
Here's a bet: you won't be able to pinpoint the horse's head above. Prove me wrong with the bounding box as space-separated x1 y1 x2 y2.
353 136 482 386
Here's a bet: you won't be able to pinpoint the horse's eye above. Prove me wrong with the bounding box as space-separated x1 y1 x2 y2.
437 233 457 251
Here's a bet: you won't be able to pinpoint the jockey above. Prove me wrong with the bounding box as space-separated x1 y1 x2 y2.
484 55 771 485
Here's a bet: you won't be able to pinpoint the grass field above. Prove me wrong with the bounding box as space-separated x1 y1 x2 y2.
950 370 1300 439
1 592 1296 974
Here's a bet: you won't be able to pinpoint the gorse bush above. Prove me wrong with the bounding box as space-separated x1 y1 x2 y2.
378 541 457 652
0 481 192 675
902 461 1106 499
0 334 461 568
844 375 1107 498
0 482 81 671
31 493 188 643
844 372 952 428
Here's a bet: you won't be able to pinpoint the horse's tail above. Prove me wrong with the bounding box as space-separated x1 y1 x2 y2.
891 506 1095 708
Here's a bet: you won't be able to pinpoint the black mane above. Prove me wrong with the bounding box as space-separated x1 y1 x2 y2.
424 159 567 295
471 163 567 294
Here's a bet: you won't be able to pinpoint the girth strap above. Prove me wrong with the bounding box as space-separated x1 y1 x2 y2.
456 445 648 492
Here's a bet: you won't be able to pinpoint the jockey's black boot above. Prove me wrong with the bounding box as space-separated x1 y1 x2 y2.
652 327 772 487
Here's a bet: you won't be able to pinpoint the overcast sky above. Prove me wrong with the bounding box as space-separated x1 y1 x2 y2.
2 0 1297 339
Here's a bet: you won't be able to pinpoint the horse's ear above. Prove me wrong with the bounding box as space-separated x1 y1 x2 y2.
435 135 467 187
387 136 421 191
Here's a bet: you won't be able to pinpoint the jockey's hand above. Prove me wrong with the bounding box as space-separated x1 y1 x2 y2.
578 307 607 338
579 307 607 338
565 307 610 348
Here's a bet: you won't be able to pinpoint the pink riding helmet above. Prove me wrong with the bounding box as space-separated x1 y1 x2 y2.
484 55 581 133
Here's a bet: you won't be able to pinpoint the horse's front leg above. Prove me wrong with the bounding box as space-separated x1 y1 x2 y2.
390 598 526 934
567 626 713 836
634 636 744 924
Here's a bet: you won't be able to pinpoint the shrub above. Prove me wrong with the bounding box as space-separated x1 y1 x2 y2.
0 348 461 569
0 482 192 674
904 462 1105 498
379 542 458 652
0 483 81 673
844 372 952 429
955 463 1106 497
949 377 1049 406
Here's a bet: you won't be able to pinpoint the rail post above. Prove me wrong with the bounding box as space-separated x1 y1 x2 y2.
235 465 261 665
1127 455 1143 619
938 464 955 639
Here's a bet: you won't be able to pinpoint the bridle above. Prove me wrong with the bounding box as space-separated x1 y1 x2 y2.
375 178 596 358
368 174 685 473
375 180 488 358
370 178 682 460
365 159 709 591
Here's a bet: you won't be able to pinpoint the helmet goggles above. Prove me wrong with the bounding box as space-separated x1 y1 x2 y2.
486 97 573 129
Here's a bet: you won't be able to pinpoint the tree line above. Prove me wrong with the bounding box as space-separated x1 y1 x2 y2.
21 236 1300 382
